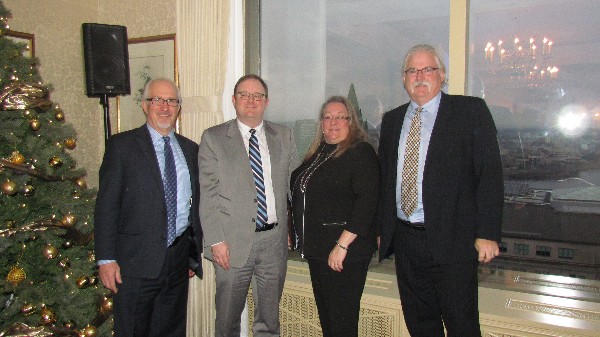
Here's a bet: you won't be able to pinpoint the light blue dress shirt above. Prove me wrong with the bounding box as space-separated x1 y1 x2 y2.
97 126 193 265
396 92 442 222
148 124 193 238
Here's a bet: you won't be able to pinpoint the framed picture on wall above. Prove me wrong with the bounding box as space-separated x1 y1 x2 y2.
117 34 177 133
5 30 35 58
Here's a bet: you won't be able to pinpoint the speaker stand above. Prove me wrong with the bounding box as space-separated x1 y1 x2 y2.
99 94 111 142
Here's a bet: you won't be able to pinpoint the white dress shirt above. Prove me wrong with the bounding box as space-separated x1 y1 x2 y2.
237 119 278 224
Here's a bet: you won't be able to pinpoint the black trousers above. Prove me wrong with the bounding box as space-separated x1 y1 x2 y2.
307 257 370 337
394 223 480 337
113 234 190 337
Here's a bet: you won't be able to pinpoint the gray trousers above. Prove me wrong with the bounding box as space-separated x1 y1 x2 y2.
214 229 288 337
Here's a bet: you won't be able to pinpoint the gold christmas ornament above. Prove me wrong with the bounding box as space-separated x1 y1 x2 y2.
21 184 35 196
64 138 76 149
76 275 89 289
88 274 98 286
72 191 81 199
54 108 65 121
29 118 40 131
5 219 16 229
42 244 58 259
75 177 87 189
23 109 33 117
40 307 56 325
100 296 113 314
49 156 62 167
7 265 26 286
9 150 25 164
20 302 36 315
0 82 53 110
87 251 95 262
1 180 18 195
57 258 70 270
81 324 98 337
64 320 77 329
61 213 77 227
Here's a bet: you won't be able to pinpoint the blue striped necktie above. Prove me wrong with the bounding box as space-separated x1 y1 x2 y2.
249 129 267 229
163 136 177 246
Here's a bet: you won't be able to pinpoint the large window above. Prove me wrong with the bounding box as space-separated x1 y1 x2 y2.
255 0 600 281
259 0 449 156
469 0 600 279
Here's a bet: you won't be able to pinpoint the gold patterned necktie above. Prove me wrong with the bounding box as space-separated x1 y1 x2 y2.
401 107 422 217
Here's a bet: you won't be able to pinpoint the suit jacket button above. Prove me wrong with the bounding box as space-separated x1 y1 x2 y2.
251 218 255 223
254 198 257 203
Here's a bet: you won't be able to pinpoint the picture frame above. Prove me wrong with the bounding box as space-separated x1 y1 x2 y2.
117 34 177 133
5 30 35 58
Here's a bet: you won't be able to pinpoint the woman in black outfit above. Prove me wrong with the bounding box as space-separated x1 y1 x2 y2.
290 96 380 337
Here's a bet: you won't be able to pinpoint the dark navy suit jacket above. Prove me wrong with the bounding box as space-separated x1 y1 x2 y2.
377 93 503 264
94 125 202 278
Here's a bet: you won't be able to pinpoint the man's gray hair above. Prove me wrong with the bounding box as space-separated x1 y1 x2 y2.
402 44 447 84
142 78 182 103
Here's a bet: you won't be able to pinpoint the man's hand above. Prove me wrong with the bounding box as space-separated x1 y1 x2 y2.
211 242 231 270
475 238 500 263
99 262 122 293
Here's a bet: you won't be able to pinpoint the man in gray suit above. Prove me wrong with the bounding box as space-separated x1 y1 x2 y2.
199 74 299 336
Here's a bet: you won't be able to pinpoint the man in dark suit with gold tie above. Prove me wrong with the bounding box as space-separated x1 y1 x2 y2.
94 78 202 337
377 44 504 337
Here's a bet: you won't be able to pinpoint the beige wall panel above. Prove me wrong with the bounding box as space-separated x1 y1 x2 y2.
3 0 177 188
4 0 103 187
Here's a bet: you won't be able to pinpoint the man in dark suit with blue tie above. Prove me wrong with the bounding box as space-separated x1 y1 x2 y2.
94 78 202 337
377 44 504 337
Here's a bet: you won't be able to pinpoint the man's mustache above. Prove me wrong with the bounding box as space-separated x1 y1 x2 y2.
411 81 432 93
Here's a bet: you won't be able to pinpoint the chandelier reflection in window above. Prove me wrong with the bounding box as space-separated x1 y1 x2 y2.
484 36 559 88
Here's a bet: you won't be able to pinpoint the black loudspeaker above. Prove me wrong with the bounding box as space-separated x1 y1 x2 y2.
82 23 130 97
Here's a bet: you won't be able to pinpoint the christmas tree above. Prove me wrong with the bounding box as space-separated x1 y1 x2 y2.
0 2 112 336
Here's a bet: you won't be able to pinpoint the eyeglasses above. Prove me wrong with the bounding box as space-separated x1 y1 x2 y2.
236 92 267 101
145 97 180 107
404 67 439 77
322 116 350 122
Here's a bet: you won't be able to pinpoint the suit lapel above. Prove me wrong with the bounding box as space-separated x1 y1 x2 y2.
264 122 282 196
176 134 194 176
391 104 409 165
136 126 165 194
226 121 256 190
264 122 280 169
425 92 451 162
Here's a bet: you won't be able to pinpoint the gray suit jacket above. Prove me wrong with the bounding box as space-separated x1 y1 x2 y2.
199 119 299 267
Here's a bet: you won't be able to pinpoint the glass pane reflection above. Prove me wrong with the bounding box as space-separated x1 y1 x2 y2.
469 0 600 280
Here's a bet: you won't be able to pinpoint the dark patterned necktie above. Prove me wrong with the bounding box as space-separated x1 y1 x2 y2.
249 129 267 229
163 136 177 246
401 107 422 217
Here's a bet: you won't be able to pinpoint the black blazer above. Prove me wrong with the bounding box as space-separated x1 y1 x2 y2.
290 142 379 262
94 125 202 278
377 93 503 264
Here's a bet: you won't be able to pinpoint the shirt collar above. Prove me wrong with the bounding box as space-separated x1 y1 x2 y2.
236 119 264 136
409 91 442 113
146 123 175 142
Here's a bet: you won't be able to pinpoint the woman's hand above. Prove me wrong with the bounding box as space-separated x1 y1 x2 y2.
328 243 348 272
